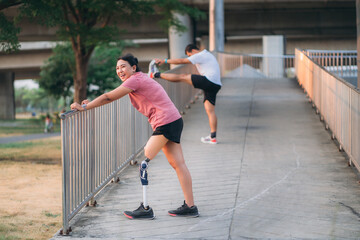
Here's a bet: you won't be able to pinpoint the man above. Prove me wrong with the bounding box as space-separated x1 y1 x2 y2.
151 44 222 144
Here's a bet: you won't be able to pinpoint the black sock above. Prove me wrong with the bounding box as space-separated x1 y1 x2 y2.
211 132 216 138
154 72 161 78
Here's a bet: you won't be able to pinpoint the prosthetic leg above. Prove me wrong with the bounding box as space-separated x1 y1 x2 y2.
123 158 154 219
140 158 150 208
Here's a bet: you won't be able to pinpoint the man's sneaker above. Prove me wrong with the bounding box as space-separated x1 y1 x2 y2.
168 201 199 217
148 59 159 78
124 203 155 220
201 135 218 144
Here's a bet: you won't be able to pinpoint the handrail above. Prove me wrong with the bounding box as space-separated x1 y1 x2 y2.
216 51 295 78
60 64 199 235
303 50 357 80
295 48 360 174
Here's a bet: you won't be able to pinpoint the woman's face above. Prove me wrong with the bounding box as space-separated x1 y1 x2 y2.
116 59 136 82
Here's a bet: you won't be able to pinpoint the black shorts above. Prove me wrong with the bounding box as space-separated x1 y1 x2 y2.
191 75 221 105
152 118 183 143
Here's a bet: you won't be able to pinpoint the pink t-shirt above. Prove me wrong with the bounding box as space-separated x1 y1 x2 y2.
121 72 181 130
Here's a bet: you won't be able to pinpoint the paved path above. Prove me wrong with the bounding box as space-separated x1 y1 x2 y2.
0 132 60 144
52 77 360 239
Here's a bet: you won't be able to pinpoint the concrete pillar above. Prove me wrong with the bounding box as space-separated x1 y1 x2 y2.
209 0 224 52
263 35 284 78
168 12 193 68
0 72 15 120
200 36 209 51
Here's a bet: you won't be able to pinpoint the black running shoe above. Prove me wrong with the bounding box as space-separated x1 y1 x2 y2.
168 201 199 217
124 203 155 220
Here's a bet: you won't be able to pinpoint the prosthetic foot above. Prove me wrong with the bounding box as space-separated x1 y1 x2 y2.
124 158 155 219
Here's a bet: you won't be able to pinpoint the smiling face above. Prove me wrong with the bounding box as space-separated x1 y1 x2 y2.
116 59 137 82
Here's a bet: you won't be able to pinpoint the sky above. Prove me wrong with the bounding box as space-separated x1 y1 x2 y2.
14 79 39 89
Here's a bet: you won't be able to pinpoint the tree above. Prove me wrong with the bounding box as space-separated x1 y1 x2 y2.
14 87 29 111
15 0 204 103
14 87 51 112
38 43 75 107
87 41 131 98
38 41 131 105
0 0 21 52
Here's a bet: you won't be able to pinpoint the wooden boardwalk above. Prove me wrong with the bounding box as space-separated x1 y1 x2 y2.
52 76 360 239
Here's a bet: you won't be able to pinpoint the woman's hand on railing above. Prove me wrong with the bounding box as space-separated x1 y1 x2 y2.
70 102 86 111
81 99 90 105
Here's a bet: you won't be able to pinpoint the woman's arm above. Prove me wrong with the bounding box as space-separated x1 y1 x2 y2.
71 86 132 111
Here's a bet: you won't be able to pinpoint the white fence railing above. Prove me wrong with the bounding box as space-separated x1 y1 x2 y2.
216 52 295 78
304 50 357 80
60 64 199 235
295 48 360 174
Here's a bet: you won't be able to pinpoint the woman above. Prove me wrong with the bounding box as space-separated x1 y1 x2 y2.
70 53 198 219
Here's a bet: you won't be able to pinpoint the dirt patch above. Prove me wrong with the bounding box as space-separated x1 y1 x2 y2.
0 161 62 240
0 136 62 240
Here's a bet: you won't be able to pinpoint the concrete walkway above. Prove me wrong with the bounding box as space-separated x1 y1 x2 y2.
52 77 360 239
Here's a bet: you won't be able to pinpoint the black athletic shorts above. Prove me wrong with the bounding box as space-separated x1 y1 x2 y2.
152 117 183 143
191 75 221 105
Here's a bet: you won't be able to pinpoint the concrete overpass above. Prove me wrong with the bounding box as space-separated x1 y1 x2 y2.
0 0 357 119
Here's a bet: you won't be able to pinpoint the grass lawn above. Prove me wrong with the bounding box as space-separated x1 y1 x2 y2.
0 118 60 138
0 137 62 240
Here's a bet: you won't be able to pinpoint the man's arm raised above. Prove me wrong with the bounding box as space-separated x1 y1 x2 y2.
155 58 191 66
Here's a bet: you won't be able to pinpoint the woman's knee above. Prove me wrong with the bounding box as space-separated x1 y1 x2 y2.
144 146 154 160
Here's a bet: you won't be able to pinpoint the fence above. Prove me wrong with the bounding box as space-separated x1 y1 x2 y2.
304 50 357 80
295 48 360 174
216 52 295 78
60 64 199 234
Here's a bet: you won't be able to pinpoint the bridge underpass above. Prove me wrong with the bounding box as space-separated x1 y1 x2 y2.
0 0 356 119
51 73 360 239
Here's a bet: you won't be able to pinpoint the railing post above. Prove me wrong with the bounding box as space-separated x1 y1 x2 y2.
61 118 70 235
113 103 118 182
341 52 343 76
89 110 96 206
130 105 136 165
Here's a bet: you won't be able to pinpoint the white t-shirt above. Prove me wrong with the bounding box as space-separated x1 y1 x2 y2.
188 50 222 86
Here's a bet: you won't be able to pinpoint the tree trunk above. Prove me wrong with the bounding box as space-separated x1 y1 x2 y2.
73 53 90 103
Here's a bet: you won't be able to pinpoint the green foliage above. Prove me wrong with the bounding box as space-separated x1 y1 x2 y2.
14 87 50 111
0 0 22 53
87 42 132 98
0 13 20 53
17 0 204 50
38 41 135 100
2 0 205 100
42 211 60 218
19 0 152 50
14 87 29 111
38 43 74 101
0 141 38 149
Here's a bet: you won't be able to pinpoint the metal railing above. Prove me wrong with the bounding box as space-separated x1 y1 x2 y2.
295 48 360 174
216 52 295 78
304 50 357 80
60 64 199 234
